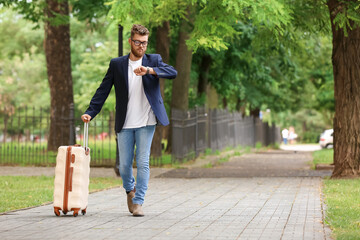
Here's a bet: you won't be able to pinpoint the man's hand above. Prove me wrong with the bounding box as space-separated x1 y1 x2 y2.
81 114 92 123
134 66 155 76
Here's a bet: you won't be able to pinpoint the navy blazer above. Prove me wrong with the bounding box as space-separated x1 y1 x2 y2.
85 53 177 133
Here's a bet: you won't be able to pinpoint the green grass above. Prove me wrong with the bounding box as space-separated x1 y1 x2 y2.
204 148 213 156
323 178 360 239
244 146 252 153
218 156 230 164
0 176 122 213
312 149 333 166
314 149 360 239
234 151 241 156
203 162 213 168
255 142 262 149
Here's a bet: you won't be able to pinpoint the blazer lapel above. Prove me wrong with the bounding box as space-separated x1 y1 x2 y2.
123 54 130 91
142 54 149 82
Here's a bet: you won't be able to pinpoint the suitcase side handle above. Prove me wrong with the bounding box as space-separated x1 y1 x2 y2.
69 167 73 192
83 122 89 155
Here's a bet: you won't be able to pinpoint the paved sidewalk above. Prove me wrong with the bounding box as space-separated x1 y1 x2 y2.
0 148 332 240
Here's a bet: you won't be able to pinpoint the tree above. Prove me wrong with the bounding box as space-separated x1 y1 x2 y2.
151 21 171 157
1 0 74 150
327 0 360 178
45 0 74 150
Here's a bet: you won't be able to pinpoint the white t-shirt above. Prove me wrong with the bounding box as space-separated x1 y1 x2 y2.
282 129 289 138
123 58 157 129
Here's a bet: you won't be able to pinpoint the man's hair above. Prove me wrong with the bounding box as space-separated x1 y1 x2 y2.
131 24 150 38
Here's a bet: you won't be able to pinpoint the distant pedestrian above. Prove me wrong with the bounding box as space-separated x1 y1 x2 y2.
282 128 289 145
288 126 297 144
81 24 177 216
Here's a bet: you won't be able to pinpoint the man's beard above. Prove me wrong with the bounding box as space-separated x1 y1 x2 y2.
131 45 145 58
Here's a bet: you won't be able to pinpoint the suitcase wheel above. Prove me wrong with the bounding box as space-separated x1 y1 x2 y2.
73 209 79 217
54 209 60 216
62 211 68 215
82 208 87 215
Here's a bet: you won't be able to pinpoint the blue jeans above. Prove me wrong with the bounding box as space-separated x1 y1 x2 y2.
117 125 155 205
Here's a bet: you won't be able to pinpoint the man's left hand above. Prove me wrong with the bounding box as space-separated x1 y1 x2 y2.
134 66 147 76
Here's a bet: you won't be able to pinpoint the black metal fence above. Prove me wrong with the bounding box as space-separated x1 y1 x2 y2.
0 106 119 167
0 106 281 167
171 107 281 161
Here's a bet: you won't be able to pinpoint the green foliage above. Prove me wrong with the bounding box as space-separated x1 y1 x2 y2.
188 0 237 51
73 40 117 113
0 0 46 25
273 109 329 143
71 0 110 25
207 21 305 113
302 131 320 143
324 178 360 239
107 0 155 25
0 9 48 110
69 14 120 113
332 1 360 36
0 9 44 59
108 0 294 52
255 142 262 149
288 0 330 34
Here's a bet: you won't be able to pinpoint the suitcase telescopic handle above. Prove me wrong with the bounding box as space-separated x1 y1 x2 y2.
83 122 89 151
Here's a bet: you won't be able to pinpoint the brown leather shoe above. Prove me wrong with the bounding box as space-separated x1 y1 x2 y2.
127 189 135 213
132 204 144 217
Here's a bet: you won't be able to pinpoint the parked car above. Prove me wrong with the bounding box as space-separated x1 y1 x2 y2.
319 129 333 149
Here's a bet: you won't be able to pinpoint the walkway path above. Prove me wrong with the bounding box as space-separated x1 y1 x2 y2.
0 145 332 240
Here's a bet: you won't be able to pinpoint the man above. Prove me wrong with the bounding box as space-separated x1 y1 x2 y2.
281 128 289 145
81 24 177 217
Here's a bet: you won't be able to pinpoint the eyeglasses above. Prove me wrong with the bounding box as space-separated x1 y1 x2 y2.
131 39 148 47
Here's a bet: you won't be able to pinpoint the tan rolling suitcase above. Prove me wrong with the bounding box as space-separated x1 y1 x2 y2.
53 122 90 217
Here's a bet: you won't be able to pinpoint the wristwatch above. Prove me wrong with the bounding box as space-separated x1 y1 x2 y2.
146 67 150 75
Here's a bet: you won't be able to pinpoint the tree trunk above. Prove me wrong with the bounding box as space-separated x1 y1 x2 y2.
198 54 212 96
167 7 194 153
328 0 360 178
171 10 194 111
207 84 219 109
45 0 74 151
250 108 260 118
236 96 246 116
222 97 228 109
151 21 170 158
